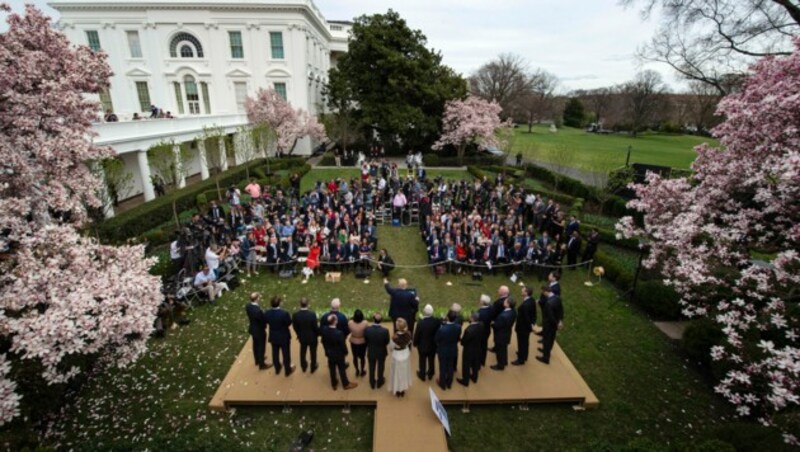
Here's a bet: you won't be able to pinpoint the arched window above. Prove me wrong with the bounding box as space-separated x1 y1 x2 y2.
180 45 194 58
184 75 200 114
170 32 204 58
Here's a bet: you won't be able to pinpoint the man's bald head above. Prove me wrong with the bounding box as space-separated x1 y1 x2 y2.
498 285 509 297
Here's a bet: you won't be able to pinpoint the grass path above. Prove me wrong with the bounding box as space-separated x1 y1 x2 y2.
42 226 730 450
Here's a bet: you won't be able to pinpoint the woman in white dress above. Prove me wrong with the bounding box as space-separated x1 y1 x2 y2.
388 318 413 397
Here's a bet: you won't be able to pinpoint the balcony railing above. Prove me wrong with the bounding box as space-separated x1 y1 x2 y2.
92 113 249 154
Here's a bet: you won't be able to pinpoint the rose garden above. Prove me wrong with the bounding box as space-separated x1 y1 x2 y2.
0 4 798 451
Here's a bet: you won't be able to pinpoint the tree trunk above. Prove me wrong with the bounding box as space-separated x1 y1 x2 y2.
215 174 222 202
172 198 180 229
528 121 533 133
458 144 465 166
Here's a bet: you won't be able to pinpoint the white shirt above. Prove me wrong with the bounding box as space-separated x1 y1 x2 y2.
194 271 216 286
170 240 181 259
205 248 220 270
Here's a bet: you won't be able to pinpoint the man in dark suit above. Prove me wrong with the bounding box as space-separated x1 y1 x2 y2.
537 286 564 365
457 312 484 386
491 298 517 370
566 230 582 268
363 312 390 389
320 298 349 338
434 311 461 390
477 295 493 367
266 237 281 272
512 287 537 366
537 271 561 341
582 229 600 264
413 304 440 381
292 297 320 373
489 285 512 352
264 296 294 376
565 215 580 238
245 292 271 370
321 314 357 390
384 278 419 334
208 201 225 223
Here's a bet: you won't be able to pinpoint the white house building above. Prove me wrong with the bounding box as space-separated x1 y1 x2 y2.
49 0 349 215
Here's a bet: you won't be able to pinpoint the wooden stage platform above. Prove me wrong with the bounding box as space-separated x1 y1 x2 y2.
210 331 598 451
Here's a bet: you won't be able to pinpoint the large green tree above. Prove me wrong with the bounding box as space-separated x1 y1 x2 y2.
326 10 466 152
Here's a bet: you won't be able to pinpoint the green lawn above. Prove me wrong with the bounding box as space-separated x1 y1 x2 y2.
32 225 743 451
512 124 719 173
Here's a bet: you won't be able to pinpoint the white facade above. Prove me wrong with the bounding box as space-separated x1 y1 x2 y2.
49 0 349 215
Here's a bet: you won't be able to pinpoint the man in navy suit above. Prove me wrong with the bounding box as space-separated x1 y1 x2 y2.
434 311 462 390
457 312 485 386
566 231 582 268
385 278 419 334
320 298 349 338
491 298 517 370
512 286 537 365
245 292 271 370
321 314 357 390
537 286 564 365
264 296 294 376
364 312 390 389
477 295 493 367
292 297 320 373
413 304 441 381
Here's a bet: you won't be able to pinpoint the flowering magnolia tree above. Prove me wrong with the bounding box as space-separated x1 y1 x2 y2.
432 95 512 165
245 88 327 155
618 38 800 442
0 5 161 424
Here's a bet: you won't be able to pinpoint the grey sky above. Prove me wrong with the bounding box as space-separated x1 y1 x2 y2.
2 0 677 92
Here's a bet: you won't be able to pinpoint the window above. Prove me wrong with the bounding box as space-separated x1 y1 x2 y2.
135 82 151 112
270 32 284 59
173 82 184 114
229 31 244 59
234 82 248 113
184 75 200 114
126 30 142 58
274 82 287 100
180 45 194 58
169 32 204 58
86 30 101 52
99 88 113 112
201 82 211 114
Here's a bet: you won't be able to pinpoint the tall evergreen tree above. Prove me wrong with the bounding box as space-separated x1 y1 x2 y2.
562 98 586 128
326 10 466 152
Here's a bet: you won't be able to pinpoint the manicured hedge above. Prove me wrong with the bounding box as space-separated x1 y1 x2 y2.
98 158 307 244
424 154 503 167
634 280 682 320
592 249 634 291
581 222 641 251
682 318 725 366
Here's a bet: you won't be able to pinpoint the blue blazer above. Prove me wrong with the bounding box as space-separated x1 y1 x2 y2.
264 308 292 345
246 303 266 338
434 323 462 359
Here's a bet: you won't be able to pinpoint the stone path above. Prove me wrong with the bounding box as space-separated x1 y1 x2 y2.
653 321 690 340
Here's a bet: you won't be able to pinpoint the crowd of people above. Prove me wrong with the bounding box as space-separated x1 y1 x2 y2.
245 275 565 395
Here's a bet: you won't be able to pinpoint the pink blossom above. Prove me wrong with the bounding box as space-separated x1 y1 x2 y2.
0 5 161 425
617 38 800 436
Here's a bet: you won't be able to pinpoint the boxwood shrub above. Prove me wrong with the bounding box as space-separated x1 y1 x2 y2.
634 280 682 320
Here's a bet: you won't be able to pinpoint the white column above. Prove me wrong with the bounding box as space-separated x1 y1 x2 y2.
173 143 186 188
92 161 115 218
198 139 209 180
136 150 155 201
233 132 245 166
219 136 229 171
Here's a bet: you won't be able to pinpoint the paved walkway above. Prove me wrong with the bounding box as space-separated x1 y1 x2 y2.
653 321 690 340
506 156 604 187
